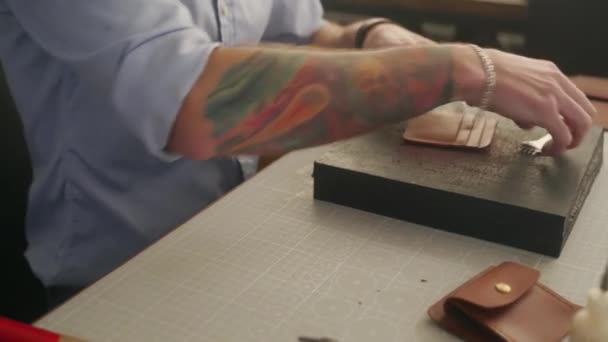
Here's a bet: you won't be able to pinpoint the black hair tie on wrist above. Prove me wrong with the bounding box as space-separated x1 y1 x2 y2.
354 19 395 49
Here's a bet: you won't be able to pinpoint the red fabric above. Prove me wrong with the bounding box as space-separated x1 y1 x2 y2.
0 316 59 342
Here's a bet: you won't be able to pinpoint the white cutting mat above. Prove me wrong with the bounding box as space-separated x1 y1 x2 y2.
37 137 608 342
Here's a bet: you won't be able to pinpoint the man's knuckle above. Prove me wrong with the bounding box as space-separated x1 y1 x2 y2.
537 94 558 113
581 114 593 130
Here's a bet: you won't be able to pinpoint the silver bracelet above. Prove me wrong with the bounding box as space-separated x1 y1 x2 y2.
469 44 496 112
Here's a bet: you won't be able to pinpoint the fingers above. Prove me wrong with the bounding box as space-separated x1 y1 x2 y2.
483 50 594 155
553 87 593 148
556 72 597 118
542 120 572 156
540 96 573 155
532 69 593 152
549 65 594 148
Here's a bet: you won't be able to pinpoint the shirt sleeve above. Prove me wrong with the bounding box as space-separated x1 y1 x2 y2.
7 0 218 161
263 0 325 44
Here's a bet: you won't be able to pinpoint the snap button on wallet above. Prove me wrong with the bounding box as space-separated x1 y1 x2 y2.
428 262 580 342
403 102 498 149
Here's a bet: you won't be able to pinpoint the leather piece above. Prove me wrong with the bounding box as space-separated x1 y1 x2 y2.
570 75 608 101
479 116 498 148
449 262 539 309
455 112 475 145
466 115 485 147
403 103 497 149
428 262 580 342
592 100 608 129
403 109 464 144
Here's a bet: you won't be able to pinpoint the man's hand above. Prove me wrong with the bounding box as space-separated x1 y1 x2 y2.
359 22 594 155
451 47 596 156
485 49 595 155
362 22 435 49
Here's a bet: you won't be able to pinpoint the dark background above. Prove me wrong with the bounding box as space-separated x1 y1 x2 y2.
323 0 608 76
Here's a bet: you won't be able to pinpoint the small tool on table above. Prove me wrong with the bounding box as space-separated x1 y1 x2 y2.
600 258 608 291
521 133 553 156
298 336 338 342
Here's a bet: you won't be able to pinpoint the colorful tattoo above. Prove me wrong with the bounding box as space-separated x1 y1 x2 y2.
205 47 454 155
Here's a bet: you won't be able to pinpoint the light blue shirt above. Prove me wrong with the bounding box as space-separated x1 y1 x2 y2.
0 0 324 287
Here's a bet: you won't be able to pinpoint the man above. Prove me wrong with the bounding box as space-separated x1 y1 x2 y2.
0 0 594 310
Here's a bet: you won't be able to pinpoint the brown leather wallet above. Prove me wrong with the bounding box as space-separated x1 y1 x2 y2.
428 262 580 342
403 102 497 149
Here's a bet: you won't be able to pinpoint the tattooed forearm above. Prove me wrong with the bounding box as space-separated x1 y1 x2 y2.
203 47 454 155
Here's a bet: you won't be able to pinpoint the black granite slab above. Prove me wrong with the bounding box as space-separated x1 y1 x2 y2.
313 114 604 257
